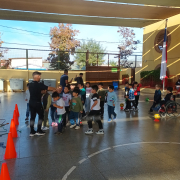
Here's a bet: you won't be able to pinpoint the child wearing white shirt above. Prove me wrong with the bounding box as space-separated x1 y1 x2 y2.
62 85 72 126
25 83 30 120
52 92 66 135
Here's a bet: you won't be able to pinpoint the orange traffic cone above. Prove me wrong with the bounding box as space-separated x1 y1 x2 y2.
4 132 17 160
0 163 11 180
15 104 19 117
13 110 19 126
9 119 18 138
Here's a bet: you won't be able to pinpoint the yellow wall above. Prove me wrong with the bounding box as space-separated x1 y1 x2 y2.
142 13 180 84
0 69 86 91
0 68 140 91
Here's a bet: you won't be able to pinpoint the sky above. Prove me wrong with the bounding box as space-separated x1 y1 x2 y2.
0 19 143 64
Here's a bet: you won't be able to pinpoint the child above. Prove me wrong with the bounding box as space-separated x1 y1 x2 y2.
50 97 57 126
78 83 86 118
57 85 63 98
133 82 142 108
85 82 92 113
154 87 173 111
149 85 161 112
124 82 129 111
52 92 66 135
160 87 173 106
69 88 83 130
62 85 72 126
126 84 137 112
41 88 52 130
85 85 104 135
98 83 106 119
107 85 117 122
25 83 30 120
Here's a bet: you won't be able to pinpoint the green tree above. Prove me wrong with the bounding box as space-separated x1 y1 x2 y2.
48 23 80 70
47 52 73 70
74 40 106 69
109 60 117 66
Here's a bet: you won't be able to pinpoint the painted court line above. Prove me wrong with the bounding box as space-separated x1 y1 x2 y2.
78 158 87 164
88 147 111 158
62 141 180 180
62 166 76 180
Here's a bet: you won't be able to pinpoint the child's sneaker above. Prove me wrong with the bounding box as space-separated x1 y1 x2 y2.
42 127 49 131
75 126 80 130
70 124 76 129
134 108 138 112
125 109 130 112
29 130 37 137
85 129 93 134
54 122 58 127
51 122 55 126
108 119 112 122
25 117 29 121
96 129 104 135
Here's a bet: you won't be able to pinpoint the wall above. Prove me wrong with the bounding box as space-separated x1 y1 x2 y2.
0 68 141 91
0 69 86 92
142 13 180 85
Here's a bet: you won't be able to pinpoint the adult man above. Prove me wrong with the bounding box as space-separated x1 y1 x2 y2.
29 71 56 136
74 73 83 85
60 69 72 90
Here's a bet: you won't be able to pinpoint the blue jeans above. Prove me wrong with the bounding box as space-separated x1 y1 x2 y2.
50 105 57 122
108 105 116 119
69 111 79 126
26 103 30 117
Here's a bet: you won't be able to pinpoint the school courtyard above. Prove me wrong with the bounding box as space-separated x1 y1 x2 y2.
1 90 180 180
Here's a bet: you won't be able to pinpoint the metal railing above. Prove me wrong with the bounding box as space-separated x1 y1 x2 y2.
0 47 142 70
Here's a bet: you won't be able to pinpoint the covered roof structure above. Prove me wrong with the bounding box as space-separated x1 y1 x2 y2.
0 0 180 27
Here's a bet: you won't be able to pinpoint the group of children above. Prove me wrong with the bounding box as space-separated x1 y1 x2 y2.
25 82 118 135
124 82 176 113
150 85 174 112
25 79 177 136
124 82 141 112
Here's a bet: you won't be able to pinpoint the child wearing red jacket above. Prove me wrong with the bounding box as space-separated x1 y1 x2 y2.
133 82 142 109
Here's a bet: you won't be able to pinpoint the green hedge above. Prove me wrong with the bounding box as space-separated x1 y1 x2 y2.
140 69 162 86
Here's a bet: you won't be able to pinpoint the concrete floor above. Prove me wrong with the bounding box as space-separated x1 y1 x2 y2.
1 91 180 180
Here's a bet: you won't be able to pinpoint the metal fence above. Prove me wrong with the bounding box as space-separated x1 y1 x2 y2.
0 47 142 70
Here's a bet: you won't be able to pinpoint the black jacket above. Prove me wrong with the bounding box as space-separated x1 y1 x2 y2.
75 77 83 84
164 93 173 103
154 90 161 102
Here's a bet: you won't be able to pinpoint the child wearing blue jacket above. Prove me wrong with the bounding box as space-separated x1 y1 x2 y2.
107 85 117 122
125 84 137 112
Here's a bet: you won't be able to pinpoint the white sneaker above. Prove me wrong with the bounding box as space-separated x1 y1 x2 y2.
70 124 76 129
96 129 104 135
134 108 138 112
75 126 80 130
85 129 93 135
42 127 49 131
